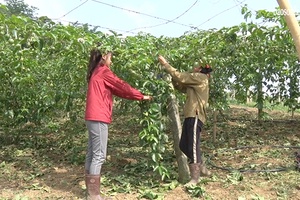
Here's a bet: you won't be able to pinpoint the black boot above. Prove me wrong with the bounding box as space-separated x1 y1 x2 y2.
186 163 200 185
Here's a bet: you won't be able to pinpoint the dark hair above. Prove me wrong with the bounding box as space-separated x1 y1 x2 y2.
200 64 213 74
87 48 102 82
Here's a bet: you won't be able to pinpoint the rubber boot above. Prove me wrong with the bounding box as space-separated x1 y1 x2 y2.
186 163 200 185
199 163 212 177
85 174 112 200
85 174 101 200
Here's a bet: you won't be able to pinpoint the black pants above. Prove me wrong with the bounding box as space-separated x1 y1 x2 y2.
179 117 203 164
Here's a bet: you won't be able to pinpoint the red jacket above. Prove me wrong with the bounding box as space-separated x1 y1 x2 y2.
85 65 144 124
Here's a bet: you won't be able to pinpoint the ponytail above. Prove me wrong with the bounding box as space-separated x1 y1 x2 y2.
87 49 102 82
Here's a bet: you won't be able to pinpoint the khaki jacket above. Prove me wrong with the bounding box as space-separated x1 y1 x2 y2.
163 63 209 124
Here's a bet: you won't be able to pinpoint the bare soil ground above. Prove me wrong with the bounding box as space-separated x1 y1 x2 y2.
1 105 300 200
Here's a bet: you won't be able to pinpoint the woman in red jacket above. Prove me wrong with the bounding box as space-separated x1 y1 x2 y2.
84 48 152 200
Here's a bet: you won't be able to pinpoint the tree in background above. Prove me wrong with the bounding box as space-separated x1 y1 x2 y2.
2 0 37 18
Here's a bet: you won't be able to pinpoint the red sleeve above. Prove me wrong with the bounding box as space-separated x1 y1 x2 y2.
103 68 144 100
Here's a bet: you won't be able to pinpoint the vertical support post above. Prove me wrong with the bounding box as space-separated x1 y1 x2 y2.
277 0 300 60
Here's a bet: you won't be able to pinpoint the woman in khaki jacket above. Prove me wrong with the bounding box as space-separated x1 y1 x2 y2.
158 55 212 185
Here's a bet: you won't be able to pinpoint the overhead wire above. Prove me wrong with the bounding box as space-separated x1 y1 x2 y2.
51 18 136 35
48 0 260 38
49 0 198 35
182 0 247 35
53 0 89 20
127 0 199 32
195 0 247 29
90 0 195 29
48 0 254 37
50 0 137 35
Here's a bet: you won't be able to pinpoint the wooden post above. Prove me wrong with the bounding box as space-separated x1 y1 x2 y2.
277 0 300 60
165 75 190 183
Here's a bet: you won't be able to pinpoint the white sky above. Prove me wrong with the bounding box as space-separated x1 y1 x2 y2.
0 0 300 37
